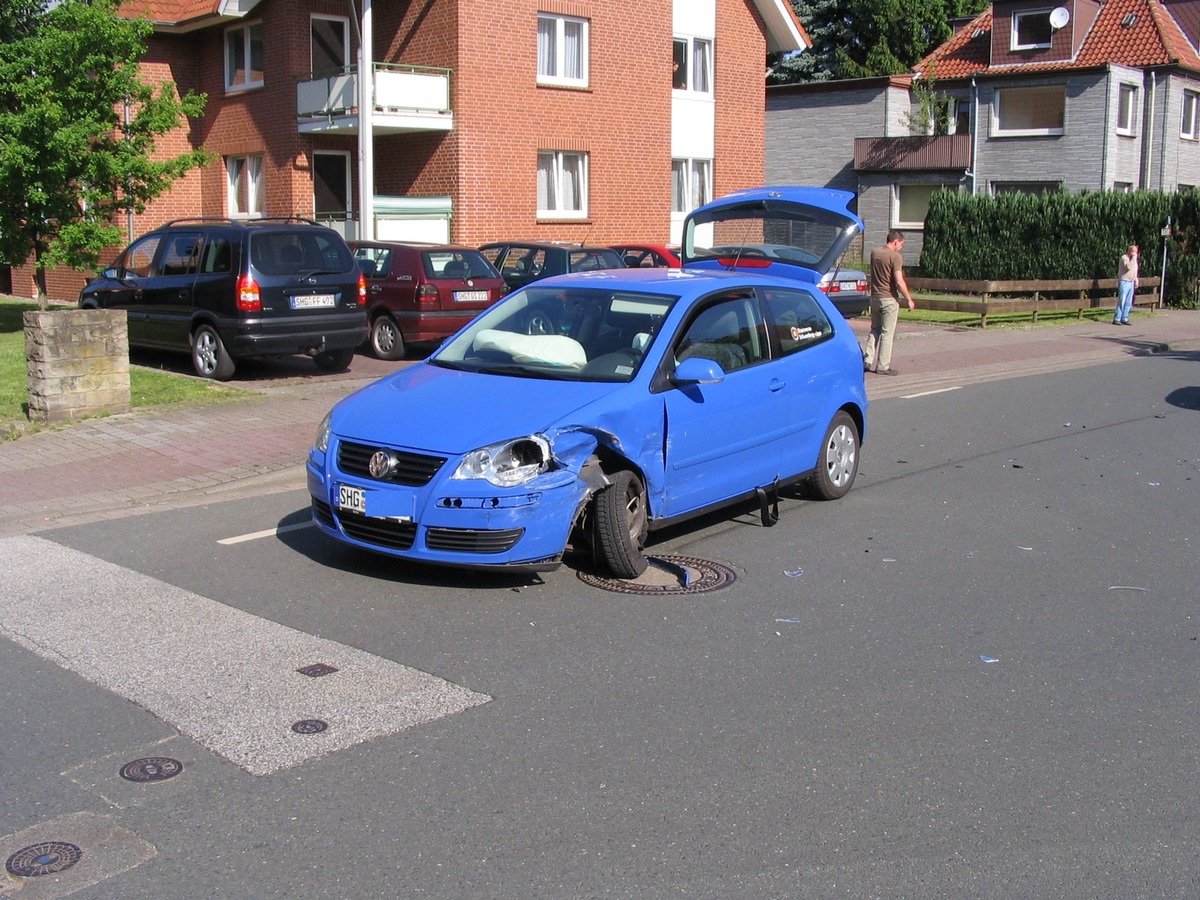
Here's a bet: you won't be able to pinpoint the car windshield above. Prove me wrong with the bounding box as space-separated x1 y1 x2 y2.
684 200 854 274
432 285 676 382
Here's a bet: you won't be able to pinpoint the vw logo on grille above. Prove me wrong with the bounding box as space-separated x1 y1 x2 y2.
368 450 397 479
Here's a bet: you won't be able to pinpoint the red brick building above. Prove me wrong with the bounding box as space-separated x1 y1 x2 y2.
12 0 807 301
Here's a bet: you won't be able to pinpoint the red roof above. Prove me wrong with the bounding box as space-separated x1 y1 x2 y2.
917 0 1200 80
120 0 225 25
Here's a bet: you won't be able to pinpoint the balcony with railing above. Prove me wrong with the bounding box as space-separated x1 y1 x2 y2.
296 63 453 135
854 134 972 172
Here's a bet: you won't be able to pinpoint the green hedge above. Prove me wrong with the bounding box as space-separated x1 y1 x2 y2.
919 189 1200 307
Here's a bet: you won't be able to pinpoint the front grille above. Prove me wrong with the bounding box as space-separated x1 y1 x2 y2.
338 440 446 487
426 527 524 554
336 508 417 550
312 498 336 528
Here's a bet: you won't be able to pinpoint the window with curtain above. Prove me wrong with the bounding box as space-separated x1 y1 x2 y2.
225 22 264 91
537 14 588 87
994 85 1065 135
227 155 264 217
672 159 711 213
538 151 588 218
672 36 712 94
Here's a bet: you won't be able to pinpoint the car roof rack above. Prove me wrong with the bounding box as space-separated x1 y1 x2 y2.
159 216 323 228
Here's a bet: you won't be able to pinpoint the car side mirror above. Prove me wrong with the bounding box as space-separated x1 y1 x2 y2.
673 356 725 385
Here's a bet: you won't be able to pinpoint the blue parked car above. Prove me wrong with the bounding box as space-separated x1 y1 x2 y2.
309 193 867 578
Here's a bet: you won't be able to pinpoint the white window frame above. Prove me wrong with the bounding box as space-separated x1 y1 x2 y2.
225 21 264 92
1011 10 1053 50
1116 83 1139 136
993 85 1065 136
227 154 264 218
672 36 713 95
310 14 350 73
893 183 943 230
672 159 712 213
537 150 588 219
537 13 589 88
1182 90 1200 140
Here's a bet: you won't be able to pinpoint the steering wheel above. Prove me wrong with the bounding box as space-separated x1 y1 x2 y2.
525 310 555 335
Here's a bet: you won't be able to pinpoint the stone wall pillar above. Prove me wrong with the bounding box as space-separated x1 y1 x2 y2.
25 309 132 425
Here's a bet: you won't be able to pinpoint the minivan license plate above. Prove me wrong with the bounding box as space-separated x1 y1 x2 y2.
337 484 366 515
291 294 336 309
454 290 489 303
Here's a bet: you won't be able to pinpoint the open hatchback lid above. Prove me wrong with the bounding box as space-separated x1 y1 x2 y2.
681 187 864 284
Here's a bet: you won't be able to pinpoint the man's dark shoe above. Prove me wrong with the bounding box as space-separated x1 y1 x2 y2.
876 367 900 376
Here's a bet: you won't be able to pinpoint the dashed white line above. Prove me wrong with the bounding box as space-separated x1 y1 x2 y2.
217 521 313 545
900 386 963 399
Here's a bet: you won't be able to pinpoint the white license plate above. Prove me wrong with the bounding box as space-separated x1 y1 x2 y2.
291 293 337 309
337 484 366 515
839 281 859 292
454 290 489 303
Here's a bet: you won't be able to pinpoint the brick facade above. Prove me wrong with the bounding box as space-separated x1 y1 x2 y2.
10 0 782 301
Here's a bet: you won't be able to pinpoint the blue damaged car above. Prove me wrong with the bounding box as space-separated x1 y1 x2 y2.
308 191 867 577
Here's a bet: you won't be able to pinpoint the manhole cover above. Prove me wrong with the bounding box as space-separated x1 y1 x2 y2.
291 719 329 734
119 757 184 783
577 555 737 595
296 663 339 678
6 842 84 878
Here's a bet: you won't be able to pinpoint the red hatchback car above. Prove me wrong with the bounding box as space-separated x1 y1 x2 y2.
350 242 506 359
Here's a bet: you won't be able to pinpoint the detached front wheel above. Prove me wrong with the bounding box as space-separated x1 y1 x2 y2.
594 469 649 578
807 410 860 500
191 324 235 381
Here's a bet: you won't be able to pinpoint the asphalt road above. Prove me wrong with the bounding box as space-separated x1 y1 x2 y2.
3 351 1198 898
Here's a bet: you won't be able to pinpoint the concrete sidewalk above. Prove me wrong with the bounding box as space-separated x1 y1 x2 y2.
2 308 1199 537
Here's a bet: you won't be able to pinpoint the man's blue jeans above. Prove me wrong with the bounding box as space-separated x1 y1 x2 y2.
1115 279 1135 323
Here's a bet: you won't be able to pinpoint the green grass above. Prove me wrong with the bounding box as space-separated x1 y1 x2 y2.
898 302 1129 329
2 296 247 436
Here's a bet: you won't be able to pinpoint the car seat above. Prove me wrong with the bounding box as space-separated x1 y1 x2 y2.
677 308 748 372
443 259 470 280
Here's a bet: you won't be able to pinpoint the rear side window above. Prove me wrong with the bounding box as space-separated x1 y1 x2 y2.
422 250 497 279
353 246 392 280
762 287 832 356
251 231 354 276
199 236 233 273
569 249 623 272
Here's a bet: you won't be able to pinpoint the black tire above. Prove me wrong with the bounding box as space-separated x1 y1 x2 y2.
369 314 406 360
314 347 355 372
191 324 236 381
594 469 649 578
807 410 860 500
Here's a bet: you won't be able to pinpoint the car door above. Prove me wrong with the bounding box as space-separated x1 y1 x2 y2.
659 291 784 516
139 230 203 348
89 233 162 345
758 286 845 478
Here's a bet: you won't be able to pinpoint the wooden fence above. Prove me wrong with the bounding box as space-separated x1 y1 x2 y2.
905 276 1161 327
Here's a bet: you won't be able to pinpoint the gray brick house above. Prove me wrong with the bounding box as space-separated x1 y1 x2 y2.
767 0 1200 260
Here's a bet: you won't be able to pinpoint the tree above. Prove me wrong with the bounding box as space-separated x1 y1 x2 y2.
0 0 208 307
772 0 989 83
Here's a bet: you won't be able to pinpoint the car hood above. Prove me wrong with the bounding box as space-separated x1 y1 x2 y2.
330 362 623 455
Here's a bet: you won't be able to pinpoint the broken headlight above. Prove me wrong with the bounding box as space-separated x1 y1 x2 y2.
452 435 551 487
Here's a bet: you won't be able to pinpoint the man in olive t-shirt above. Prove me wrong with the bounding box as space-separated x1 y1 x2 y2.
863 229 916 376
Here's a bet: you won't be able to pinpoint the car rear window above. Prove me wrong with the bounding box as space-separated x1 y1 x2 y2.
422 250 498 280
251 231 354 276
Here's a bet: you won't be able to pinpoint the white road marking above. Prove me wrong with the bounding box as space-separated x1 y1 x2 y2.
900 386 963 399
0 536 491 776
217 521 313 545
